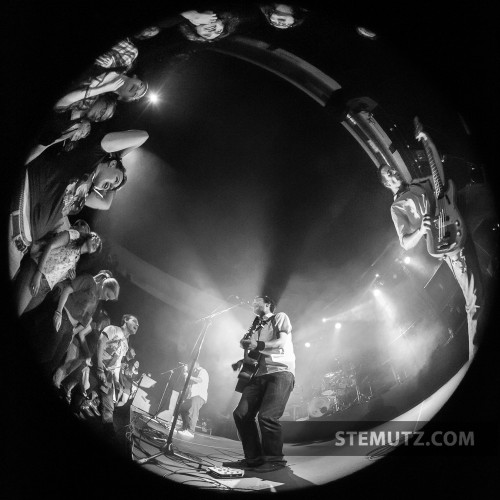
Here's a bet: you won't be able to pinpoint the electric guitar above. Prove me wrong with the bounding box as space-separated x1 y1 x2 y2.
232 316 270 393
414 116 466 258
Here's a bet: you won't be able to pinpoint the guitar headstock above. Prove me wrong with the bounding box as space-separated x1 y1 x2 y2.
414 116 427 142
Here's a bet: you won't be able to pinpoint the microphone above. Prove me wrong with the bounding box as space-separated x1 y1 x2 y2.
178 362 187 366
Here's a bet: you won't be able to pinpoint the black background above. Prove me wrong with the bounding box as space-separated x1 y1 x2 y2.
3 0 499 497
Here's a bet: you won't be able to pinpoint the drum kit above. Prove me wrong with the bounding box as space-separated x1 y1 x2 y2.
307 356 372 418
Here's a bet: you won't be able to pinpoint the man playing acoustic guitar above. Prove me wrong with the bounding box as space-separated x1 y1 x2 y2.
379 123 483 360
226 295 295 472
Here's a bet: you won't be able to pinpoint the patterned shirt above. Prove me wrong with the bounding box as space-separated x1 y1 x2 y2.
95 38 138 71
33 229 81 289
100 325 129 372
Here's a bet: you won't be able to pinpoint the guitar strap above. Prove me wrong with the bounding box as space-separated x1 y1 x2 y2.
257 314 278 340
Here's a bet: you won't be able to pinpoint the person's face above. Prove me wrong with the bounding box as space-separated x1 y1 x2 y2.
101 282 118 301
380 165 404 190
117 75 147 100
252 297 270 316
133 361 139 368
72 219 90 234
94 161 123 191
87 99 114 122
125 316 139 335
269 12 295 28
85 233 101 254
195 19 224 40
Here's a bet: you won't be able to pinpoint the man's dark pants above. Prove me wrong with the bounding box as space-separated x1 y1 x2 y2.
233 371 294 464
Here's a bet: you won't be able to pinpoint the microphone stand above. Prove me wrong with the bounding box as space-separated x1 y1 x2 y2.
150 365 185 423
136 302 241 466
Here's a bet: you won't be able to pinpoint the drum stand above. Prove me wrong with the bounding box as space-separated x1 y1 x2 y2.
352 365 372 405
354 379 373 404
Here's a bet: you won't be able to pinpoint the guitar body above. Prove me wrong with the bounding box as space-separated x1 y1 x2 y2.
426 179 467 258
232 316 270 393
235 350 261 393
414 117 467 259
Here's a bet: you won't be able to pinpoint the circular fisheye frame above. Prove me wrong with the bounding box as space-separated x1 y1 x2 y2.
8 0 497 495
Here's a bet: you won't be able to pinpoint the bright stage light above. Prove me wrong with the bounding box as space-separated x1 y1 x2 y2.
372 288 381 297
335 322 342 329
148 92 160 104
322 318 327 323
403 256 411 264
305 342 311 348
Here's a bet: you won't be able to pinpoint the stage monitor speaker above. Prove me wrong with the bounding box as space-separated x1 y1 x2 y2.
131 375 157 414
155 391 179 423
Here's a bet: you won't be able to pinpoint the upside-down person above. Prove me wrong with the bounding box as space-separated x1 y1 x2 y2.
9 128 148 279
378 129 484 360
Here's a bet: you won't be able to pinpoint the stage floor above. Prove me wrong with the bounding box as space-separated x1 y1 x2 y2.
126 359 471 493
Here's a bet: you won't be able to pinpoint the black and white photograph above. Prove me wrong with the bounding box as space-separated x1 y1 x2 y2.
3 0 499 496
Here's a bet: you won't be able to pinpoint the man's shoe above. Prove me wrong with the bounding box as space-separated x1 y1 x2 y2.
222 458 263 470
177 429 194 438
248 462 287 473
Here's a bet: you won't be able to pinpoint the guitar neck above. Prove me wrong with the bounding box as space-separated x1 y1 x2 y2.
423 142 443 195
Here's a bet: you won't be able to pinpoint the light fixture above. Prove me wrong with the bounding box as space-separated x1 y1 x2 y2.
148 92 160 104
356 26 378 40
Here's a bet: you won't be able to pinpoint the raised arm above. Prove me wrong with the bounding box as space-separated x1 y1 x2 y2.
54 72 125 110
85 189 116 210
180 10 218 25
24 126 81 165
100 130 149 157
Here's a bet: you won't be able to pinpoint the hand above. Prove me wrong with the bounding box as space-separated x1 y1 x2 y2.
66 268 76 280
91 72 125 92
97 53 114 67
71 120 91 141
240 338 257 350
420 214 432 235
243 354 259 367
181 10 218 25
53 310 63 331
104 75 125 93
85 357 92 367
97 371 107 385
30 270 42 296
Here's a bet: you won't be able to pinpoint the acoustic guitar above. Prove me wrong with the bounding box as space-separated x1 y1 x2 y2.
232 316 270 393
414 116 466 258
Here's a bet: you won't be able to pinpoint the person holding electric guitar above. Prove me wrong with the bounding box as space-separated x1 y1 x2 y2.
227 295 295 473
378 117 483 360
